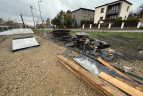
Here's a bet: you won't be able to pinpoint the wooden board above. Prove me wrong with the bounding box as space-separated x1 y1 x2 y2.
58 60 105 95
99 72 143 96
115 76 143 92
97 58 131 80
58 55 126 96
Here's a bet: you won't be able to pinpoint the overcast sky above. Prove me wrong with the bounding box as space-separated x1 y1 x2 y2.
0 0 142 25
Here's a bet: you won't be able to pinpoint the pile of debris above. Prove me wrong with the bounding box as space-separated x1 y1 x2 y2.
66 32 115 60
52 30 116 61
52 30 71 41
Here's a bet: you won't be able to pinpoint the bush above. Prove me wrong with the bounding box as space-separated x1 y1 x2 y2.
113 17 139 27
140 27 143 29
80 20 94 27
113 17 122 27
124 19 138 27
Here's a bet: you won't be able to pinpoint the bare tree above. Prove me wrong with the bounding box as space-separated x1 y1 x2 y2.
137 4 143 18
0 18 4 25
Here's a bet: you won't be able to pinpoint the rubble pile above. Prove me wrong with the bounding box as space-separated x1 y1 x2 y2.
52 30 116 61
52 30 71 41
68 32 115 60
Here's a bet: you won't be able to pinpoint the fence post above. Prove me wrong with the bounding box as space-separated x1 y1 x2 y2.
137 22 141 28
7 26 9 30
121 22 125 29
90 24 92 29
108 23 111 29
82 24 84 29
98 23 101 29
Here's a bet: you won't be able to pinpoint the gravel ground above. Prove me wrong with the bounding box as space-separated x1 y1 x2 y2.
0 34 98 96
0 36 7 43
35 32 143 77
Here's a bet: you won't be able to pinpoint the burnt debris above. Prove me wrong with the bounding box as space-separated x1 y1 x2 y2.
52 30 71 41
52 30 116 61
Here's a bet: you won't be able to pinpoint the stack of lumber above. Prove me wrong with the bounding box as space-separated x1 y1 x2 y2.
57 55 143 96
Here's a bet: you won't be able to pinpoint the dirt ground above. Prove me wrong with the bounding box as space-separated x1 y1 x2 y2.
0 34 97 96
98 35 143 77
35 32 143 77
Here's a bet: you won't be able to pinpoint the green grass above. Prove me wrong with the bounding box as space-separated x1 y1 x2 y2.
0 30 3 32
32 29 52 33
71 31 143 40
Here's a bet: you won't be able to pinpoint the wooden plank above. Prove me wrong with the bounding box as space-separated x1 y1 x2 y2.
97 58 131 80
58 55 126 96
99 72 143 96
58 60 105 95
115 76 135 86
115 76 143 92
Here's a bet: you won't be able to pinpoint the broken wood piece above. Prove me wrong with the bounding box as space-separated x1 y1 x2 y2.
97 58 131 80
57 55 126 96
115 76 143 92
99 72 143 96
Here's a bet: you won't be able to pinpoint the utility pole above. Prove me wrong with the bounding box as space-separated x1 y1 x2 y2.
30 5 36 29
38 0 43 23
20 14 25 28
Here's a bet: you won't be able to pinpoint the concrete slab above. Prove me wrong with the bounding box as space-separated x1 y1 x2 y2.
0 28 34 35
12 37 39 51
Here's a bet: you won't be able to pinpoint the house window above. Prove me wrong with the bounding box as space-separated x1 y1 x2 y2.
73 15 75 19
124 16 127 20
109 15 117 19
101 8 104 13
116 6 119 12
100 17 103 21
83 13 86 17
127 6 129 12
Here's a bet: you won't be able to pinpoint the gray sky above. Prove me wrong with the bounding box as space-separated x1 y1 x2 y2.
0 0 142 25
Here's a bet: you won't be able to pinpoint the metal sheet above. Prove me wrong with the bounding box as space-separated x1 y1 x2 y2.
73 54 132 82
0 28 34 35
12 37 39 51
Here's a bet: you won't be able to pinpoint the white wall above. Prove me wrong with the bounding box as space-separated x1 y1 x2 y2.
94 6 107 24
119 1 131 20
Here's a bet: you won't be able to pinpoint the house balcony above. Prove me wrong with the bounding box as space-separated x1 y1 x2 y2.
106 10 119 15
103 18 116 23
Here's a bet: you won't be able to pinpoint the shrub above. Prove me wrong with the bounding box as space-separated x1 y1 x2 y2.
113 17 122 27
80 20 94 27
113 17 139 27
140 27 143 29
124 19 138 27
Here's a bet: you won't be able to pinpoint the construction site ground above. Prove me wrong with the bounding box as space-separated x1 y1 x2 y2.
35 31 143 77
1 30 143 96
0 34 98 96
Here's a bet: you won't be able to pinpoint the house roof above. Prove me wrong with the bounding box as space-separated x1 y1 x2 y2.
95 0 132 9
71 8 94 13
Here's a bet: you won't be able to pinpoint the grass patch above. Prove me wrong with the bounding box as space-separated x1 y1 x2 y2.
32 29 52 33
70 31 143 40
0 30 3 32
71 31 143 61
